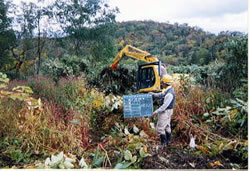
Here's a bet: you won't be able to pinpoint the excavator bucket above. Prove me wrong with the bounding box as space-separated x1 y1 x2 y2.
111 63 118 70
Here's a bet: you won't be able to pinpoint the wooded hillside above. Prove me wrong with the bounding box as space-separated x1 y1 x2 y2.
115 21 242 66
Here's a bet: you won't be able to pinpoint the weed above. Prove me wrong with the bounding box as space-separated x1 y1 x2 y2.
27 76 58 102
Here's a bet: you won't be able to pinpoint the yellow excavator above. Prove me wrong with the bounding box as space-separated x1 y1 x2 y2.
110 45 167 93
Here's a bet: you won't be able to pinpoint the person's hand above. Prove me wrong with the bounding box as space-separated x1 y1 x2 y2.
152 112 157 117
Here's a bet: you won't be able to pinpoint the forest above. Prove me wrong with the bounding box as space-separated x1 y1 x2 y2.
0 0 248 169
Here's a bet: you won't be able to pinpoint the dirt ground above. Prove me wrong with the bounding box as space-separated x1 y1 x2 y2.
140 145 229 169
140 138 247 169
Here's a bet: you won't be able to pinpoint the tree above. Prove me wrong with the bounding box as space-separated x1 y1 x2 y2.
11 1 48 76
0 0 16 71
10 2 39 76
0 0 11 32
197 48 210 65
218 34 248 91
52 0 118 58
34 5 49 75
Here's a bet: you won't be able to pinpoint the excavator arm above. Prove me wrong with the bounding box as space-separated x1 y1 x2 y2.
110 44 168 93
110 45 159 70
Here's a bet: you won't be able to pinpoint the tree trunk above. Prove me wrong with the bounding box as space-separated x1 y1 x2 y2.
37 14 41 75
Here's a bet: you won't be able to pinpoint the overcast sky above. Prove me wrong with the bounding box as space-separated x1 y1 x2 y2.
109 0 248 34
12 0 248 35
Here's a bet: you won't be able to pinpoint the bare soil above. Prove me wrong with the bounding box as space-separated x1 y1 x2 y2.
140 137 247 169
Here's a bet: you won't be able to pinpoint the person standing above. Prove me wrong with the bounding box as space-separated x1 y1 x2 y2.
150 75 175 146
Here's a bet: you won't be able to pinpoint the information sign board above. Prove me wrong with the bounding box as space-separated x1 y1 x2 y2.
123 94 153 118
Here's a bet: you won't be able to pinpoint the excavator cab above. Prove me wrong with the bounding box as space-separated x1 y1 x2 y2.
137 61 162 93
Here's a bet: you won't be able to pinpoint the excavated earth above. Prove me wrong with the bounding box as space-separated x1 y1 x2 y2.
140 145 231 169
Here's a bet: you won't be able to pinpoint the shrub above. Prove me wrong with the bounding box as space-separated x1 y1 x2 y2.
27 76 58 102
42 56 88 82
0 74 91 160
27 76 90 112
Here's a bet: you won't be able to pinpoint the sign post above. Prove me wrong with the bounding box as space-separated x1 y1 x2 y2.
123 94 153 118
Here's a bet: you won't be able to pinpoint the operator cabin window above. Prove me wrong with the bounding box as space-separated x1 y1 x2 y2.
140 67 155 89
160 65 167 77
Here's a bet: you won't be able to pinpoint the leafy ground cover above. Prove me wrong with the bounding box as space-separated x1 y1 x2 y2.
0 73 248 169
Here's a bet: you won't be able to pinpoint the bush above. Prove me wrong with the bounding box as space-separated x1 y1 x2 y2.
88 64 137 95
27 76 90 112
28 76 58 102
218 35 248 92
27 75 123 133
0 99 89 156
0 74 92 160
42 56 88 82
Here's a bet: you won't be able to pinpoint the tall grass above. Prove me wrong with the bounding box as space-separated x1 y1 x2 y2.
0 76 99 161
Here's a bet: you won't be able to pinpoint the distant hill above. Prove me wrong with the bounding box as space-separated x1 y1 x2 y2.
114 20 241 66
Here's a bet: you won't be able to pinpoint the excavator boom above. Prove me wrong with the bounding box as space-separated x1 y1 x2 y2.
111 45 158 70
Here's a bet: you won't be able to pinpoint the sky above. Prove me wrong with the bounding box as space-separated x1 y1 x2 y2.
12 0 248 35
109 0 248 34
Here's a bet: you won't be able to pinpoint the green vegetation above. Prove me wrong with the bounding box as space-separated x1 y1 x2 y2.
0 0 248 169
115 21 244 66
